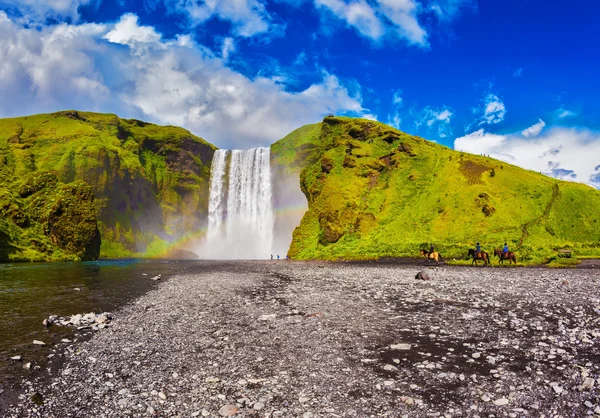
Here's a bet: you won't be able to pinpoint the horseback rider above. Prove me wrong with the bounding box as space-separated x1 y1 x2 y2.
429 244 435 254
502 242 509 257
476 242 481 257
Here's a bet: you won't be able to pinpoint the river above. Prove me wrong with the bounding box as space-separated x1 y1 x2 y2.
0 259 193 405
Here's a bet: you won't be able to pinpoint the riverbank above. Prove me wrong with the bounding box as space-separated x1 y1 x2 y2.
4 261 600 417
0 260 199 413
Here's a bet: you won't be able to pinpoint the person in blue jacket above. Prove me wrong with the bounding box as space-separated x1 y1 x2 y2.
476 242 481 256
502 242 509 256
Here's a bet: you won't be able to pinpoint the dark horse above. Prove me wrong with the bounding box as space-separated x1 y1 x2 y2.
420 249 442 265
467 248 489 267
493 248 517 266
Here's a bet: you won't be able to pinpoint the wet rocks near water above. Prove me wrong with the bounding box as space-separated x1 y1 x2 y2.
414 271 431 281
6 262 600 417
43 312 114 331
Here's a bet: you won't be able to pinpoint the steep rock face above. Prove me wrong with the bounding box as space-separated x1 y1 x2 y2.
0 111 215 261
0 171 100 261
272 116 600 263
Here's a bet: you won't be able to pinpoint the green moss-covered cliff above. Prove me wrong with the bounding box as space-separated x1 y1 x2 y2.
0 111 215 261
272 116 600 264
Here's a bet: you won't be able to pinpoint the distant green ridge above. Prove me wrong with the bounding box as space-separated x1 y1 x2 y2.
0 111 216 261
271 116 600 265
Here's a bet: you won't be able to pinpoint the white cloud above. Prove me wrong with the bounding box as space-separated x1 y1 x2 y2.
556 107 576 119
389 113 401 128
104 14 161 46
316 0 385 39
362 113 378 121
392 89 403 105
221 37 235 61
521 118 545 137
0 12 366 148
414 105 453 137
315 0 426 45
513 67 523 77
156 0 272 37
0 0 97 23
474 92 505 126
454 125 600 188
312 0 471 46
377 0 426 45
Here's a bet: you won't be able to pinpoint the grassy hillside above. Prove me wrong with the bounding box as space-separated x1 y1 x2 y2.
273 116 600 264
0 111 215 261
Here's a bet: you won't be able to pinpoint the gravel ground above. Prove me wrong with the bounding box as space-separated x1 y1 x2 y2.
5 261 600 418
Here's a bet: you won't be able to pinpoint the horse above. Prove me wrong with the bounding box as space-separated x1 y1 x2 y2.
493 248 517 266
467 248 489 267
420 249 442 265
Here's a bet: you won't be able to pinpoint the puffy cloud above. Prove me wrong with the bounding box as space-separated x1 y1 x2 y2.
104 14 161 46
521 119 545 137
473 92 505 126
362 113 378 121
454 125 600 188
152 0 272 37
0 12 112 114
0 0 97 23
0 12 365 148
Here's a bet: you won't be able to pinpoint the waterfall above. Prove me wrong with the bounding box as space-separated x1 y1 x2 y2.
204 147 274 259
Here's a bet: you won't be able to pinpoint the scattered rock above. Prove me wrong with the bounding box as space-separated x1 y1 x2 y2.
390 343 412 350
493 397 509 406
32 340 45 346
11 355 22 361
581 378 595 390
218 404 239 416
415 271 431 281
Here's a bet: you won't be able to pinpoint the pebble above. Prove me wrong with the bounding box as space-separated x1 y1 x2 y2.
581 377 595 390
390 343 412 350
32 340 45 346
218 404 239 417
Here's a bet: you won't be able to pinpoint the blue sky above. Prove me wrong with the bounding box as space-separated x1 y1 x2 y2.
0 0 599 186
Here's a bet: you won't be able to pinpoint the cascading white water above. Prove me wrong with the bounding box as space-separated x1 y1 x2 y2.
204 147 274 259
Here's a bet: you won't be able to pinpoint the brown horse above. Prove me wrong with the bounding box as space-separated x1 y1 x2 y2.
467 248 489 267
493 248 517 266
420 249 442 265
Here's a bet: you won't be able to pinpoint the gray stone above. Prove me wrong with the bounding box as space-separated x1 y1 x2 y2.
390 343 411 350
218 404 239 416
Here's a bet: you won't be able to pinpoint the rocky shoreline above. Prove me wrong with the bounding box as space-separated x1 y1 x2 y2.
4 261 600 417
